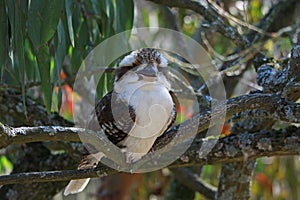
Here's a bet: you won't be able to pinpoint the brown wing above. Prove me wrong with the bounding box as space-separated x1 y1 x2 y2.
95 91 135 145
95 90 177 147
166 103 177 131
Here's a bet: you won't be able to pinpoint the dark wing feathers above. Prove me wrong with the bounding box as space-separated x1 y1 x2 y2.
95 91 177 146
95 91 135 145
167 104 177 131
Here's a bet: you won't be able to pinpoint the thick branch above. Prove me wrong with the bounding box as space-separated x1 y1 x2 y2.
0 127 299 185
1 94 300 150
0 91 74 199
0 166 116 185
0 93 299 187
0 124 80 148
153 93 300 149
217 160 256 200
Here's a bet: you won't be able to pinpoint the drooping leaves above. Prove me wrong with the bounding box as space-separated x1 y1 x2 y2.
2 0 135 114
28 0 64 48
0 1 8 80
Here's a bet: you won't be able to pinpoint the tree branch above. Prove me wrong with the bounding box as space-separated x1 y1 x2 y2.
0 127 299 185
1 93 300 150
147 0 249 47
217 160 256 200
0 91 74 199
153 93 300 150
0 123 80 148
0 92 299 189
171 168 217 199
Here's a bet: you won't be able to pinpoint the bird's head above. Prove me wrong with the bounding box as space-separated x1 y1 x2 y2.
114 48 170 91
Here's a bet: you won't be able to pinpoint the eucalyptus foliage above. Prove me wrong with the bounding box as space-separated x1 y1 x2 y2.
0 0 134 114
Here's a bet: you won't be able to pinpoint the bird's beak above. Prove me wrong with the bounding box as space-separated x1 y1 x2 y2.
137 64 158 77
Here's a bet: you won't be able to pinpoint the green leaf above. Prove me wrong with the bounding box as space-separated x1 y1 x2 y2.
70 47 83 74
0 156 13 173
107 0 115 18
6 0 14 40
97 73 108 99
14 2 27 115
115 0 134 33
6 0 16 84
70 2 81 34
28 0 64 48
0 0 8 80
77 21 89 49
65 0 75 47
54 19 67 111
24 39 38 81
57 83 63 113
27 0 63 113
36 45 52 114
54 20 66 82
6 1 27 113
70 21 89 73
92 0 115 38
27 1 42 47
39 0 64 44
105 0 115 32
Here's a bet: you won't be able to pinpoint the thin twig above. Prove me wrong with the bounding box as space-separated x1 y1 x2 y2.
147 0 249 47
207 0 273 37
171 168 217 199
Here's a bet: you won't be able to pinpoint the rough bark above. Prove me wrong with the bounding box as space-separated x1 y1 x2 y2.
0 91 75 199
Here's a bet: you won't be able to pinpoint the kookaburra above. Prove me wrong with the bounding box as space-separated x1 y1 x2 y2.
64 48 177 195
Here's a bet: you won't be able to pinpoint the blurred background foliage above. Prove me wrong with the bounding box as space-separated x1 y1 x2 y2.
0 0 299 199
